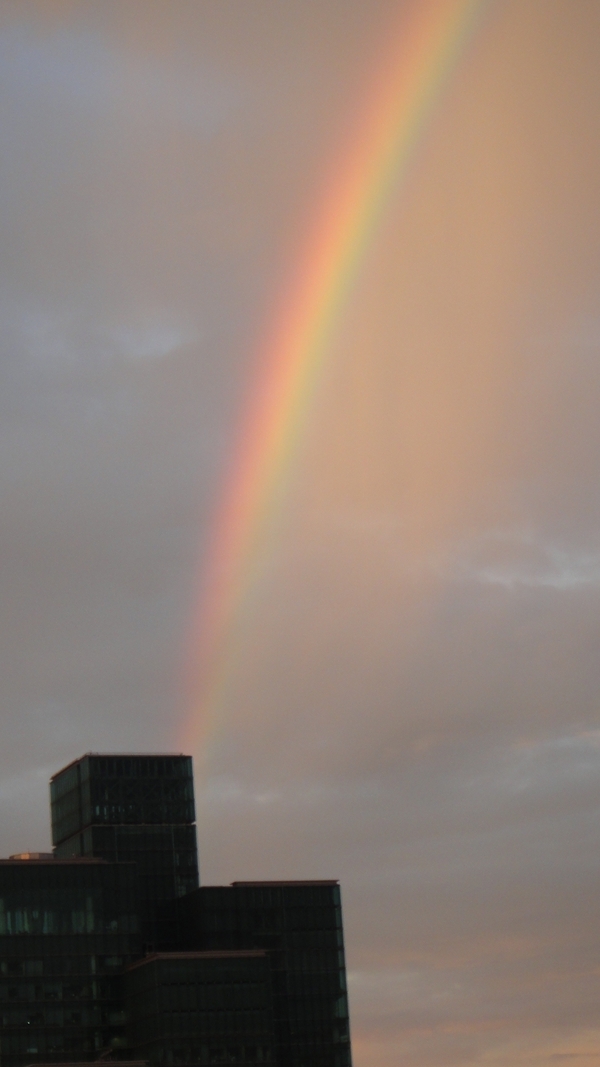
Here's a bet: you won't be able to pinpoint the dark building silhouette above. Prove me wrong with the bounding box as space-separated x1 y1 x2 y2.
172 883 350 1067
124 951 274 1066
0 856 140 1064
0 754 352 1067
50 756 199 947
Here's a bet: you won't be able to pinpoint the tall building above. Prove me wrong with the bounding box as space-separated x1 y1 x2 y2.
0 754 352 1067
50 755 199 946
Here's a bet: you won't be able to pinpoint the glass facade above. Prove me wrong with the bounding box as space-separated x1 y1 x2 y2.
51 756 196 841
173 883 351 1067
125 952 274 1066
50 756 199 945
0 858 140 1067
0 757 353 1067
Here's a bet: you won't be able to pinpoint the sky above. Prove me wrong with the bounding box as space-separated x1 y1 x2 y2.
1 1 600 1064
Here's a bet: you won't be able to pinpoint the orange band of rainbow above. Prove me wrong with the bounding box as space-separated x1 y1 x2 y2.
179 0 488 755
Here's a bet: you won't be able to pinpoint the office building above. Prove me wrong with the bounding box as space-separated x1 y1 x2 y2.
124 951 274 1066
50 755 199 946
0 856 140 1066
172 882 351 1067
0 754 351 1067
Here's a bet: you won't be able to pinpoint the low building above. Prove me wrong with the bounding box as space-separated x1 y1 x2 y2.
125 951 273 1066
172 882 351 1067
0 855 140 1065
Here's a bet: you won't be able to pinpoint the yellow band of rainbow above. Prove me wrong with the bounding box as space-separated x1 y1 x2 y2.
179 0 488 755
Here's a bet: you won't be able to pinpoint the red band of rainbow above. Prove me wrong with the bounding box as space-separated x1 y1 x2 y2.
179 0 488 756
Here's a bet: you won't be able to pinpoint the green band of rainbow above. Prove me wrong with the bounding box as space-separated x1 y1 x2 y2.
180 0 488 754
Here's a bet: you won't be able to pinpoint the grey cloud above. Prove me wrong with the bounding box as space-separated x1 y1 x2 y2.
0 21 238 134
441 529 600 590
4 300 195 366
108 320 194 361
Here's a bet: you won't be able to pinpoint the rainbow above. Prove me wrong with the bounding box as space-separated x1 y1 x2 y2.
180 0 487 754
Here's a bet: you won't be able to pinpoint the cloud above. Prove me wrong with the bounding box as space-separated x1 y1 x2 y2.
0 20 238 136
108 319 193 361
0 297 194 369
442 529 600 590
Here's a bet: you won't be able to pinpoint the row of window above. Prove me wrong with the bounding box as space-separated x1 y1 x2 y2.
277 1005 348 1029
199 909 339 936
85 755 193 779
0 979 121 1000
129 1008 272 1037
152 1043 272 1064
0 873 138 896
53 804 195 842
0 907 138 936
274 972 345 997
0 954 131 975
132 968 266 985
91 823 197 845
0 1006 111 1026
130 989 269 1013
284 1048 351 1067
89 779 194 801
129 1000 271 1019
50 756 193 795
0 1030 111 1054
